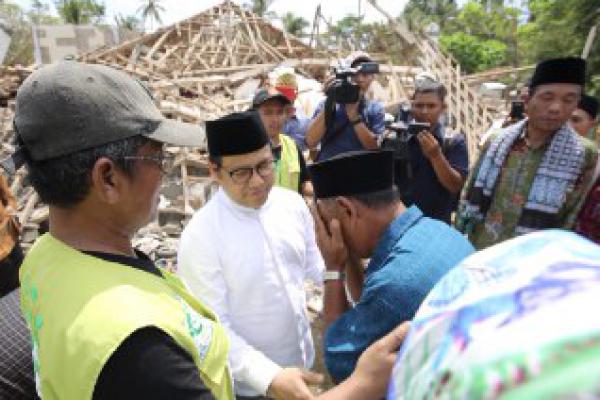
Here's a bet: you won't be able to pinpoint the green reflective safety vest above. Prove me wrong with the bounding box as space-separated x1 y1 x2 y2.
20 233 233 400
275 134 301 192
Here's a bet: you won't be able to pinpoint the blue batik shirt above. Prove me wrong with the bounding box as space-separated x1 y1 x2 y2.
312 98 385 161
324 206 475 382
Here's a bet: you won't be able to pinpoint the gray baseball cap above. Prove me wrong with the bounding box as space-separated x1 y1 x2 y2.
251 87 291 109
4 61 205 172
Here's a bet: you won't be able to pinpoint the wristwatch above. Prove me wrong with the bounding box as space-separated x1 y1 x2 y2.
324 270 346 282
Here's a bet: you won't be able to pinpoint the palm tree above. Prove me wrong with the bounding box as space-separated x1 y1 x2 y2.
402 0 458 32
137 0 165 32
31 0 47 22
243 0 276 19
115 14 140 32
282 12 309 37
251 0 271 17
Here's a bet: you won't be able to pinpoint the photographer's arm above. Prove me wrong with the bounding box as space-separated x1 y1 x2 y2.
417 132 464 194
305 110 327 149
353 121 379 150
345 104 379 150
429 153 465 194
306 77 336 150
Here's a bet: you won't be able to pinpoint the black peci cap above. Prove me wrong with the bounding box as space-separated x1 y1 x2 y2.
530 57 586 90
309 150 395 199
206 111 269 157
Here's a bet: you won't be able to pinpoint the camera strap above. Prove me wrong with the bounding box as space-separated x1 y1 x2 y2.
320 98 366 150
321 119 351 147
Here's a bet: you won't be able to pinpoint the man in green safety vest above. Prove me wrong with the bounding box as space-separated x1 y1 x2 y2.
252 87 313 197
6 61 233 400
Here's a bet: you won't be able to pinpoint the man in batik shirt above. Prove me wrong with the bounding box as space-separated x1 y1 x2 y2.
456 57 597 249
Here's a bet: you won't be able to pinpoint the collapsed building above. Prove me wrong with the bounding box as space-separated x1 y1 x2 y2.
0 0 502 263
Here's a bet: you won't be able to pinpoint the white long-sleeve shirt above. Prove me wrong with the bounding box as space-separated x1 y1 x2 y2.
177 187 324 397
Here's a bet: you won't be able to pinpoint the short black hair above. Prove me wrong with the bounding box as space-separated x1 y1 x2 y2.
413 81 447 102
25 135 150 208
578 94 599 119
348 186 401 209
209 155 222 167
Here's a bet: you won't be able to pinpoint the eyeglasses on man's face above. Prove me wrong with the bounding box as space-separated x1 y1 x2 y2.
122 153 176 174
222 158 275 184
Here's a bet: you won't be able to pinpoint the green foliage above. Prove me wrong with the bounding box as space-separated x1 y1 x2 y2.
517 0 599 95
1 1 32 65
243 0 276 19
400 0 600 87
114 14 140 32
440 32 507 73
402 0 458 31
54 0 105 25
1 1 61 65
447 1 519 41
281 12 308 37
402 0 518 72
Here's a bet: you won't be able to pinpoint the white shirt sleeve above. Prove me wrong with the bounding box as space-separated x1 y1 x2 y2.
177 217 282 395
300 201 325 284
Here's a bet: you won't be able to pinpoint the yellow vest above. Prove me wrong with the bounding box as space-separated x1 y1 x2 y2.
20 233 233 400
275 134 301 192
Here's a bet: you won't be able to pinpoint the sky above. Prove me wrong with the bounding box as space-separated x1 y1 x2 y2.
11 0 409 30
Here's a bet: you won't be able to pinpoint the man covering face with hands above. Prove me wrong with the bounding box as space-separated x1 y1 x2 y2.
309 150 474 383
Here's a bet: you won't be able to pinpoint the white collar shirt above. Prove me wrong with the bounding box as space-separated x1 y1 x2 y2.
177 187 324 396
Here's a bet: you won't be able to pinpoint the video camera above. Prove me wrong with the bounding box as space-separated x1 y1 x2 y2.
381 121 430 187
382 121 430 156
322 60 380 132
325 61 380 105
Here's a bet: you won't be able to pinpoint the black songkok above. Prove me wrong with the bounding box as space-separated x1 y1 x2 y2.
309 150 394 199
206 111 269 157
530 57 586 90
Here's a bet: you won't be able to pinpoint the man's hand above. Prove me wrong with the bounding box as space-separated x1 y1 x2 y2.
310 203 349 271
350 322 411 398
267 367 323 400
417 131 442 161
344 102 360 121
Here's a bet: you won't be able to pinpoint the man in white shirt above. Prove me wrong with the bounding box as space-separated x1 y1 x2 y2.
178 111 325 400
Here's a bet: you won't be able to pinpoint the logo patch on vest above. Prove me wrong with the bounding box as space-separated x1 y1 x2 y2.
179 298 214 361
22 276 43 397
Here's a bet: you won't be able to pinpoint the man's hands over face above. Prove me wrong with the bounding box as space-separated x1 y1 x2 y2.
310 202 349 271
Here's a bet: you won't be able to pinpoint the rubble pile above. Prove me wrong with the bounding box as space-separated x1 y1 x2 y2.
0 69 219 264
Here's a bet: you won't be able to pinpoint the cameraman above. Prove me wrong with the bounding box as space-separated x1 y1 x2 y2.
305 52 385 161
398 81 469 224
